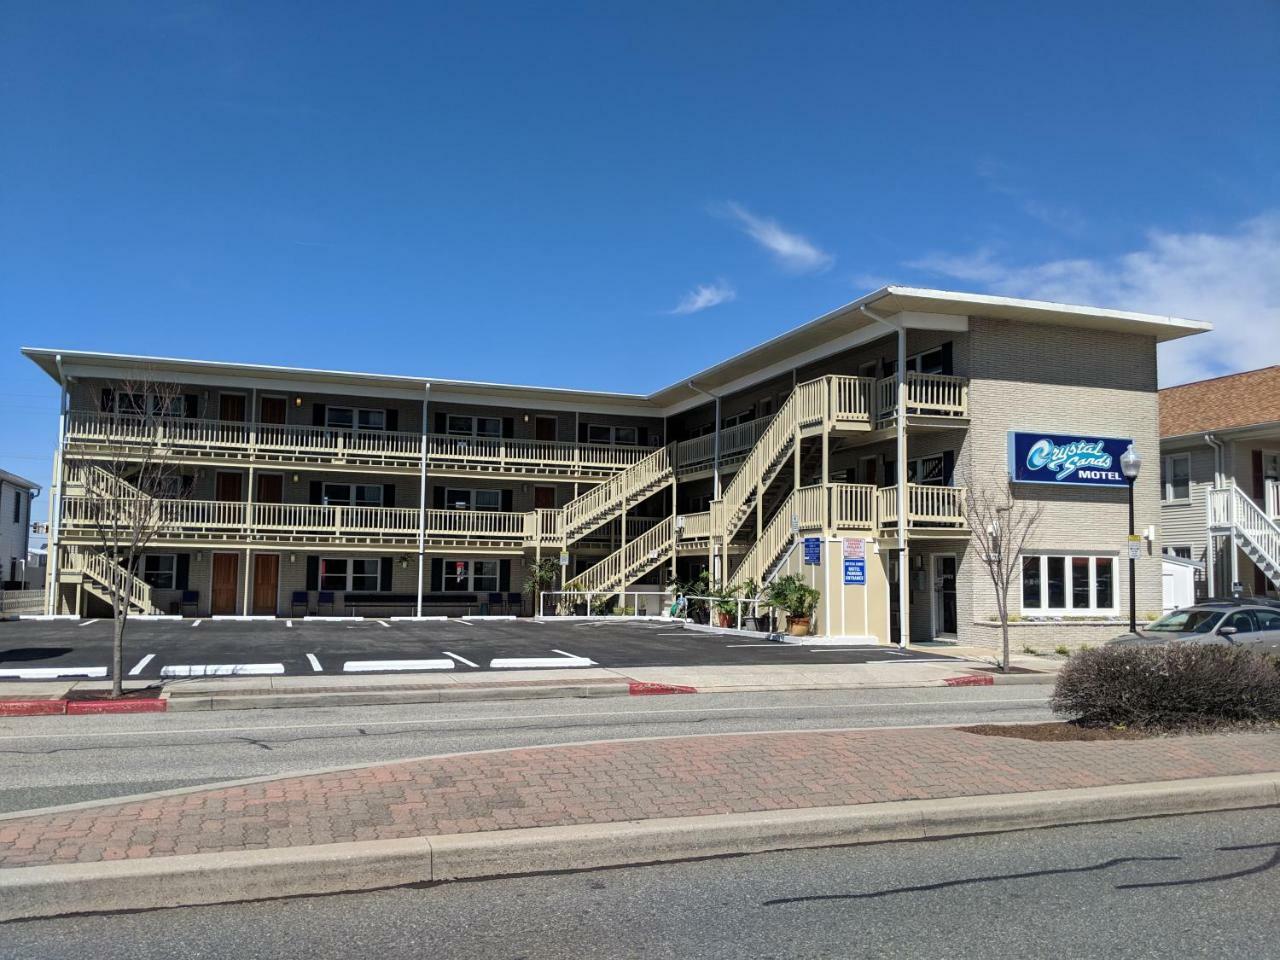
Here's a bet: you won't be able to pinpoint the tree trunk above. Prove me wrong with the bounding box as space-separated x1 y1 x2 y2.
112 596 124 698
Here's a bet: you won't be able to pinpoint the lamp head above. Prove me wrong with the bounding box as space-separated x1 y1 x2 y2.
1120 443 1142 480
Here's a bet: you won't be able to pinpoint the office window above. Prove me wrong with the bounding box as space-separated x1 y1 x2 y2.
319 558 382 592
446 415 500 438
445 488 503 511
443 559 499 592
350 558 380 592
1161 454 1190 501
142 555 177 590
1021 555 1118 614
319 558 348 592
321 483 384 508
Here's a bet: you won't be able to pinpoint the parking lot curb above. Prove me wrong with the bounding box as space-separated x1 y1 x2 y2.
2 772 1276 921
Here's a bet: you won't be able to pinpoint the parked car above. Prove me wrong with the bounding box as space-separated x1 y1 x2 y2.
1109 599 1280 653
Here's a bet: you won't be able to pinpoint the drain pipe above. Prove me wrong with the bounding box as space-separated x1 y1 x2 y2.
860 306 910 647
46 354 69 615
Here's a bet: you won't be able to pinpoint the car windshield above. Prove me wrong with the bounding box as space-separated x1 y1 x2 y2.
1145 609 1224 633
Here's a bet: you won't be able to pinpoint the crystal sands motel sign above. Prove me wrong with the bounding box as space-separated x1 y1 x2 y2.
1007 432 1132 487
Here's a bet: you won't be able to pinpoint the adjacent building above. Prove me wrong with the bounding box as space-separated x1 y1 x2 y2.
0 469 40 589
24 286 1210 648
1159 365 1280 601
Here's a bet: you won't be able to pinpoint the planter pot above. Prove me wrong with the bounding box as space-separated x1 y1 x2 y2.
786 616 811 637
717 611 734 628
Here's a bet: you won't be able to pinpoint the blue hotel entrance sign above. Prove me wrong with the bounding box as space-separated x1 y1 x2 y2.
1007 432 1132 488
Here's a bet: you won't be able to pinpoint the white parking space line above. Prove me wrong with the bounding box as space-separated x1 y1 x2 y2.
489 649 596 669
305 654 322 672
455 620 474 627
191 620 202 628
342 659 454 672
160 664 285 677
286 620 294 628
0 667 108 679
443 651 479 668
128 654 156 676
79 619 99 627
376 620 390 628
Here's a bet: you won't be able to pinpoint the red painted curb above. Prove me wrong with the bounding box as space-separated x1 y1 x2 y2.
944 675 995 687
65 699 167 715
629 682 698 696
0 700 67 717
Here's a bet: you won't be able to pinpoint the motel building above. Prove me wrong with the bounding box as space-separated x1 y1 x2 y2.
23 287 1211 650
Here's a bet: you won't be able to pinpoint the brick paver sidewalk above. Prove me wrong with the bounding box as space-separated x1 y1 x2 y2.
3 728 1279 870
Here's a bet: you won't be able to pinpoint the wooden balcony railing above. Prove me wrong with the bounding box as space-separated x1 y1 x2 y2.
875 373 970 423
876 483 967 530
830 483 876 530
677 511 712 540
63 411 654 473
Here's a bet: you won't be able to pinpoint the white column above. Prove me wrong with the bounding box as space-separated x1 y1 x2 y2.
46 367 69 615
416 384 430 618
896 326 910 647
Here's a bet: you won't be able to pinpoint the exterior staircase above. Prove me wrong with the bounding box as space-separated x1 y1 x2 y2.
730 486 825 586
542 444 675 547
1210 483 1280 590
66 548 162 615
563 516 674 597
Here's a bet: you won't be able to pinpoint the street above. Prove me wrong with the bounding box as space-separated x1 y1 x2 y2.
5 806 1276 959
0 684 1052 813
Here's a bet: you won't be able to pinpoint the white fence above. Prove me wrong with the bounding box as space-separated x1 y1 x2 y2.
538 590 674 618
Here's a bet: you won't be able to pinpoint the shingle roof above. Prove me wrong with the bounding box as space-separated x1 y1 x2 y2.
1159 366 1280 437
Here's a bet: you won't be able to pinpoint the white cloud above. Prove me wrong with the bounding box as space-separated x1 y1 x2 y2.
724 202 833 274
669 279 736 315
907 215 1280 386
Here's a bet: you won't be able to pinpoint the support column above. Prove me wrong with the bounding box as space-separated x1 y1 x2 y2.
1205 532 1216 597
896 326 910 648
416 384 430 618
46 363 69 615
242 547 252 616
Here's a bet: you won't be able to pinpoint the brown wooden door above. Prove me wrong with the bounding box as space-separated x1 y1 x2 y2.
215 472 243 501
256 474 283 503
252 555 279 616
211 553 238 615
219 394 246 422
259 396 287 424
535 416 557 442
534 486 556 509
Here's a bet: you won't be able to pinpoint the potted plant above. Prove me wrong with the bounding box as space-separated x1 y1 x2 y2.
711 582 739 628
764 574 821 636
522 558 560 617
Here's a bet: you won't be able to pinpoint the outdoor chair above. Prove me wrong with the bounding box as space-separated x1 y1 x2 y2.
179 591 199 617
290 591 309 617
316 591 335 616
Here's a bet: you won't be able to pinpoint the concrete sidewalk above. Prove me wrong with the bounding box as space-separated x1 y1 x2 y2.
0 650 1058 714
2 724 1277 919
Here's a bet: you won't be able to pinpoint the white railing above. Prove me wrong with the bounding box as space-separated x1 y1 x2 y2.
564 516 674 595
830 483 876 530
874 373 969 422
731 485 825 585
1267 479 1280 520
678 511 712 540
64 410 651 472
876 483 967 530
1211 484 1280 582
59 497 527 542
69 549 159 614
674 416 774 472
830 376 875 421
556 443 673 541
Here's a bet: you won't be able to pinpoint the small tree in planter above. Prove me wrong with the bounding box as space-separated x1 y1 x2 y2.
522 557 560 616
764 574 821 636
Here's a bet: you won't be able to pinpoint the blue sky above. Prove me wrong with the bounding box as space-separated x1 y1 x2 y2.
3 1 1278 536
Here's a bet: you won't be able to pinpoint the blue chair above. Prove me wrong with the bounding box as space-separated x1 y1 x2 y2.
507 591 524 615
487 591 504 615
317 591 335 616
291 591 309 617
179 591 199 617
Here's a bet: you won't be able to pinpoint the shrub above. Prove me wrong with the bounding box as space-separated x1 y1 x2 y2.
1054 644 1071 657
1051 644 1280 729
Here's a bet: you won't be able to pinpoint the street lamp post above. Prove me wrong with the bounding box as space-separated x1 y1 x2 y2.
1120 444 1142 634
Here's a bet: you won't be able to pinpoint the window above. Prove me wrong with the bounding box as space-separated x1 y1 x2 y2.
321 483 383 507
1223 610 1257 634
1145 608 1222 634
722 409 756 429
12 491 20 524
320 557 382 592
327 407 387 431
444 559 498 592
142 555 176 590
1020 554 1118 615
907 455 947 486
446 415 501 438
1255 609 1280 632
883 345 949 377
1164 545 1193 560
1161 454 1190 501
445 488 503 511
858 360 878 378
760 397 775 418
586 424 639 445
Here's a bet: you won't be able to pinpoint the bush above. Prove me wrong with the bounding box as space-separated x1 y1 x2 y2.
1051 644 1280 729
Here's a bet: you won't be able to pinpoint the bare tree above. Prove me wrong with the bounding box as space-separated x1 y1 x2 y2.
71 375 200 697
964 482 1043 673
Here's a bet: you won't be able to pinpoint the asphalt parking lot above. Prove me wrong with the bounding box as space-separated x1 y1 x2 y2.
0 617 962 681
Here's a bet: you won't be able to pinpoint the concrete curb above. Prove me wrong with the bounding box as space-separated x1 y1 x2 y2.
2 772 1276 922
